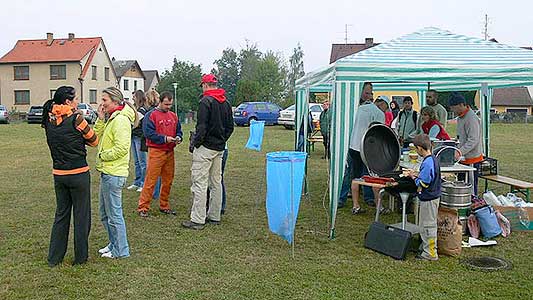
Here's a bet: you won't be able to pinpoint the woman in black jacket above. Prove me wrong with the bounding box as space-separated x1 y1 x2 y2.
42 86 99 266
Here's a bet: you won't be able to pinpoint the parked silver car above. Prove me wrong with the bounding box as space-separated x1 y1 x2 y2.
277 103 323 130
0 105 9 123
77 103 97 124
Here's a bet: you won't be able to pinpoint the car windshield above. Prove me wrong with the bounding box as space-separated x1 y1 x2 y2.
78 104 87 109
285 104 295 111
0 106 6 111
30 107 43 112
236 103 248 110
310 105 322 112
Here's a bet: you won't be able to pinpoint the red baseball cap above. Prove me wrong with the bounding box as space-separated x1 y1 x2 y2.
201 74 217 84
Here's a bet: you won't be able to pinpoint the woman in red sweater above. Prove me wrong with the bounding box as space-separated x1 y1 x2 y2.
420 106 450 140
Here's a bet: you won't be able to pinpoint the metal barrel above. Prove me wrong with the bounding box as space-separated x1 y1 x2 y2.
440 181 472 208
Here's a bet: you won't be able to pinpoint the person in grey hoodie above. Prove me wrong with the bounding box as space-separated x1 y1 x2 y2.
448 92 483 195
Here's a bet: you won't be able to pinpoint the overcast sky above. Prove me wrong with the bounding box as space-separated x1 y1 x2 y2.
1 0 531 74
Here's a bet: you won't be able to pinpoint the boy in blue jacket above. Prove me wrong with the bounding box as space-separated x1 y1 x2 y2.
407 134 441 261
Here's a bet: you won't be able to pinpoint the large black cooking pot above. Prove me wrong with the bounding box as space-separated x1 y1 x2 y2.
360 123 401 177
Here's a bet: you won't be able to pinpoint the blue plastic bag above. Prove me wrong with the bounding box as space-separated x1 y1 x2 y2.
475 206 502 238
266 151 307 244
245 120 265 151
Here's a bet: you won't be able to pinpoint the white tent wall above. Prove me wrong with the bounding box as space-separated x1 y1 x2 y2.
295 89 309 152
479 85 493 156
328 81 361 238
417 90 427 108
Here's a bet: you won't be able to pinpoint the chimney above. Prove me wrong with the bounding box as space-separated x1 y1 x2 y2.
46 33 53 46
68 33 75 41
365 37 374 47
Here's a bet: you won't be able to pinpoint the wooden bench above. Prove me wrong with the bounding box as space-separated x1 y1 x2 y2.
307 130 323 152
481 175 533 202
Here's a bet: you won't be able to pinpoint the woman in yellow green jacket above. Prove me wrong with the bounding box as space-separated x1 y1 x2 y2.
94 87 138 259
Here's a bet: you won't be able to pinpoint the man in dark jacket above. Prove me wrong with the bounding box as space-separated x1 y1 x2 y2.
182 74 234 230
319 101 331 159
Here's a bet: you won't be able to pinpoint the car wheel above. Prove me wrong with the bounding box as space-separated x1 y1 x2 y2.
248 117 257 126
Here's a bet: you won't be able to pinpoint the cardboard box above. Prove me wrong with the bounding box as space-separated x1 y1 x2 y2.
494 205 533 231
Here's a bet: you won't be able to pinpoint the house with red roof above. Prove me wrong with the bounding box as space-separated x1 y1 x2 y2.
0 33 117 111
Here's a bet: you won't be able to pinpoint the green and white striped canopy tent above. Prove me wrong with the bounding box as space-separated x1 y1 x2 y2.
295 27 533 239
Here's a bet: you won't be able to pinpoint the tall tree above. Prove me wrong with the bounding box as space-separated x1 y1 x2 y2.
238 41 262 80
255 51 288 105
287 43 305 102
213 48 240 105
158 59 202 113
235 79 261 105
234 42 262 105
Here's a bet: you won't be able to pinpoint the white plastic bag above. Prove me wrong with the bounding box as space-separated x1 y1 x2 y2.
498 195 514 207
483 191 501 206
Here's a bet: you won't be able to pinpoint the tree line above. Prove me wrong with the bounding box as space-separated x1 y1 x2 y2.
157 42 305 113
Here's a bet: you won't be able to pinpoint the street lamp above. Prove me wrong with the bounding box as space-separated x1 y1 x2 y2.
172 82 178 114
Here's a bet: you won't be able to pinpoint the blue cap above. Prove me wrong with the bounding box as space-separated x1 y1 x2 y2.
448 92 466 106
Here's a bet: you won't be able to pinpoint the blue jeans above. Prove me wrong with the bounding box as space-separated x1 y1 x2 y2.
133 137 162 199
99 173 130 258
131 137 146 187
152 177 162 200
338 152 374 206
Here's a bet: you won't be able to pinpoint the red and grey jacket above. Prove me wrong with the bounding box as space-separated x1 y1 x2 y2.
142 108 182 151
422 119 450 140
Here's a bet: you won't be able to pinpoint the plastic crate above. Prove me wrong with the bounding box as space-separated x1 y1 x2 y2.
477 157 498 176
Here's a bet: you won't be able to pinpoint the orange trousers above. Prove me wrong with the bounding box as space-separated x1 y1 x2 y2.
138 148 175 212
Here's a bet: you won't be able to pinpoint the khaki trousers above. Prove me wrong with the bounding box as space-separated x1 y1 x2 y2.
190 146 223 224
418 198 440 259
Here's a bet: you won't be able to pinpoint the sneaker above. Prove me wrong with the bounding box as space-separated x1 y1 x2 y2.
351 207 366 215
206 218 220 225
159 209 176 215
127 184 139 190
139 211 149 218
136 187 143 192
181 220 205 230
415 254 438 261
101 252 116 259
98 245 111 254
379 207 392 215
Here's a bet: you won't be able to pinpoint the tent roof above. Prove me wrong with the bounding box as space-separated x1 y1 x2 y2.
297 27 533 91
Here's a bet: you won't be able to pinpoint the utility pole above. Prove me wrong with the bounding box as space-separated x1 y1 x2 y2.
344 24 352 44
483 14 489 40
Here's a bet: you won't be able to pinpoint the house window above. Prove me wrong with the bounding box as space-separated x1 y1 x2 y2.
90 89 97 104
50 65 66 80
14 66 29 80
124 79 129 91
50 90 56 99
506 108 527 117
105 67 110 81
134 80 138 91
14 90 30 105
91 66 97 80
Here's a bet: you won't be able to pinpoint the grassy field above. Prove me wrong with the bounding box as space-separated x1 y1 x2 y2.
0 122 532 300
